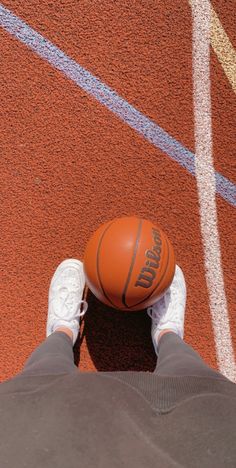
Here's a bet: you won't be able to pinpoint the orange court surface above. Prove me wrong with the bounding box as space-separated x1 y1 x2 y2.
0 0 235 382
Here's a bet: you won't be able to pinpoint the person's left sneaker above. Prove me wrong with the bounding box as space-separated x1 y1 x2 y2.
46 259 88 346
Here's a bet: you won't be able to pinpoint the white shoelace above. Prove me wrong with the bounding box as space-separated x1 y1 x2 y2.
51 290 88 322
147 288 177 324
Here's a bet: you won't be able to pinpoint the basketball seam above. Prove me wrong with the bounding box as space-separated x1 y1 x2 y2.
125 231 170 309
96 220 117 309
122 219 143 308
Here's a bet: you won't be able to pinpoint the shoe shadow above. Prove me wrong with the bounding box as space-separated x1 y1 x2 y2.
74 289 157 372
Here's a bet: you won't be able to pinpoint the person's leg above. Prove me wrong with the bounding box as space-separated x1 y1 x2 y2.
19 329 78 377
154 330 229 381
16 259 88 379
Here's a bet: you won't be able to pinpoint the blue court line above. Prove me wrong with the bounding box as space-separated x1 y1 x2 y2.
0 4 235 207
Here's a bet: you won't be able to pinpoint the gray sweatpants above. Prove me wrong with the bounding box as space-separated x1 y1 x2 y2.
20 331 226 380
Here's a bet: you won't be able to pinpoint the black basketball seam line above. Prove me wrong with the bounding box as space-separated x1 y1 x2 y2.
122 219 143 308
125 231 171 309
96 220 118 309
130 239 170 308
130 234 170 308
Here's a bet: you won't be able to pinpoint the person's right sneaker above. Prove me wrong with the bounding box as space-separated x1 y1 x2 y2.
147 264 187 356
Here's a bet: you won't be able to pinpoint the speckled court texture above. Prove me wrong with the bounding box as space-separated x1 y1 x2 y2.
0 0 235 382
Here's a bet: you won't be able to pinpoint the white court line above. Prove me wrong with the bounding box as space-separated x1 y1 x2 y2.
191 0 236 382
209 1 236 93
189 0 236 93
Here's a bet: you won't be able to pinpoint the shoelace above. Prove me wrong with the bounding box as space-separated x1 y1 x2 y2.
146 282 184 339
147 300 164 321
146 288 174 322
53 291 88 320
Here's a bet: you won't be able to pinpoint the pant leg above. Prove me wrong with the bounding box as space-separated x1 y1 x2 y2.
154 331 229 381
20 332 78 377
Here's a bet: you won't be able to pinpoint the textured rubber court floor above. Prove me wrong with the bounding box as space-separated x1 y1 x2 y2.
0 0 235 382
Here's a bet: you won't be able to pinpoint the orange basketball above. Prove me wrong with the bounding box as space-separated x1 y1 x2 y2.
83 216 176 311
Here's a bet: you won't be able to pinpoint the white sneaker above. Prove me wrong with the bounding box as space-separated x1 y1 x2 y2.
46 259 88 346
147 265 187 356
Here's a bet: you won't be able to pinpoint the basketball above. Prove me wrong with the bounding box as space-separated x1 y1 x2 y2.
83 216 176 311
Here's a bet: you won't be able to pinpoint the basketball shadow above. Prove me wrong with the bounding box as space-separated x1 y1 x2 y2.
74 289 157 372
